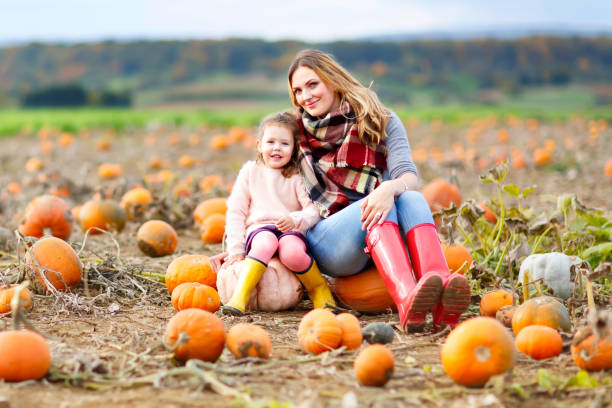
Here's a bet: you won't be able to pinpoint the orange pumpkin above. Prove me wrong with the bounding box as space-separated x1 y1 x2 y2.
571 326 612 371
0 330 51 381
354 344 395 386
171 282 220 313
25 236 82 292
515 325 563 360
328 267 396 313
477 202 497 224
605 157 612 178
442 242 473 274
480 289 514 317
0 285 33 313
19 195 73 241
297 309 342 354
512 296 571 335
79 199 126 234
336 313 363 350
199 175 223 193
120 187 153 220
422 178 461 212
177 155 196 168
25 157 44 173
226 323 272 359
136 220 178 257
193 198 227 225
165 254 217 293
164 309 226 363
441 317 516 387
210 134 229 150
533 148 552 166
200 213 226 244
97 163 124 179
496 305 516 328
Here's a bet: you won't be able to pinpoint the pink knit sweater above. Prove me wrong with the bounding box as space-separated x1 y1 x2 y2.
225 161 321 256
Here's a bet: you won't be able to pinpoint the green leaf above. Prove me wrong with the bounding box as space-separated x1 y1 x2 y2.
520 186 536 198
537 369 561 393
565 370 600 389
511 383 529 400
557 194 574 214
503 184 521 197
582 242 612 264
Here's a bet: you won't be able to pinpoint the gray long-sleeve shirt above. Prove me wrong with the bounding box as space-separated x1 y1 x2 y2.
341 110 417 203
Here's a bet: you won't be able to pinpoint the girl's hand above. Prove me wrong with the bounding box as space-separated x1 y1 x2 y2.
209 252 228 274
360 181 395 231
276 216 296 232
223 253 245 268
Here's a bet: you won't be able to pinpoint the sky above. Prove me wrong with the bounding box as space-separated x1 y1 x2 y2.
1 0 611 44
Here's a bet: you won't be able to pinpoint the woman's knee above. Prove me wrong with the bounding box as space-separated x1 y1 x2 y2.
396 190 434 229
248 231 279 263
278 236 311 272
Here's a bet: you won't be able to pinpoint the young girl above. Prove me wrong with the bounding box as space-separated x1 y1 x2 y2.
220 112 336 315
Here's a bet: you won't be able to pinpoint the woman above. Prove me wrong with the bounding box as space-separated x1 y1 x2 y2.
288 49 470 331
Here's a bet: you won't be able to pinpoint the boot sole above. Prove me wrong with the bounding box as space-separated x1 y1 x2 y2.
403 274 443 328
438 275 471 323
220 305 245 316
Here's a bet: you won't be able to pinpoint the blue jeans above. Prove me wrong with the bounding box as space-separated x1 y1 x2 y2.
306 190 434 277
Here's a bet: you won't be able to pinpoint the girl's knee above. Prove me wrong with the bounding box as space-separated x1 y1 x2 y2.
248 231 279 262
278 236 311 272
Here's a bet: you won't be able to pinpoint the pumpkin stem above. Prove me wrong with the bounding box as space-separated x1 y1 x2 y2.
474 345 491 362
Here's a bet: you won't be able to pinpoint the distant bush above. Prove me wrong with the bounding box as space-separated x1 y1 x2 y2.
21 85 132 107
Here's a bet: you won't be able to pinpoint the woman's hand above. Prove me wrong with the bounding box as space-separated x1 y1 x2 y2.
359 181 396 231
276 216 296 232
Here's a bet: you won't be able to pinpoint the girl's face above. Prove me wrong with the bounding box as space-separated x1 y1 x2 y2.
257 125 295 170
291 66 340 118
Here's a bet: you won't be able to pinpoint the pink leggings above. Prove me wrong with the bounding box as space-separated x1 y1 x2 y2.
248 231 312 272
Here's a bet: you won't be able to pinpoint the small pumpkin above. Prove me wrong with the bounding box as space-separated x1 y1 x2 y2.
328 266 396 313
297 309 342 354
336 313 362 350
216 257 303 312
515 325 563 360
19 195 73 241
571 326 612 371
120 187 153 220
480 289 514 317
0 330 51 381
25 157 44 173
25 236 83 291
354 344 395 387
193 198 227 226
533 148 552 166
171 282 220 313
177 155 196 168
518 252 581 300
200 213 225 244
79 199 126 234
199 175 223 193
477 202 497 224
605 157 612 178
137 220 178 257
441 317 516 387
226 323 271 359
164 309 225 363
0 285 33 313
421 178 461 212
512 296 571 335
166 254 217 294
97 163 124 179
442 242 473 274
496 305 516 328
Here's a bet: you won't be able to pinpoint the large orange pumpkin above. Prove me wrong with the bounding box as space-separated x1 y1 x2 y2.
0 285 33 313
226 323 271 359
19 195 73 241
512 296 571 335
354 344 395 386
193 198 227 225
0 330 51 381
79 199 126 234
515 325 563 360
136 220 178 257
571 326 612 371
25 236 83 291
422 178 461 212
164 309 225 363
328 267 396 313
199 213 225 244
165 255 217 293
441 317 516 387
171 282 220 313
297 309 343 354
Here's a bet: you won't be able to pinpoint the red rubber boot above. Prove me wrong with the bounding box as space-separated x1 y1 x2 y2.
406 223 471 331
365 221 443 331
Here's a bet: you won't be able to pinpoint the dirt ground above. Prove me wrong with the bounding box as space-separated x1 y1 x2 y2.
0 118 610 407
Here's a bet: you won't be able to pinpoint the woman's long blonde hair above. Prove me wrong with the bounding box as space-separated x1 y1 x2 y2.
288 49 390 146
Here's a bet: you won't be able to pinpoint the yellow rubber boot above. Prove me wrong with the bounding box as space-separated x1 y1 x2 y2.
295 260 336 309
221 256 267 316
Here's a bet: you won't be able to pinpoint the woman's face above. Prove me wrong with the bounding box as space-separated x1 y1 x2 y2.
291 66 339 118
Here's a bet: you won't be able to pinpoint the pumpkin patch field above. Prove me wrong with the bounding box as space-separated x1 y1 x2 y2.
0 115 610 407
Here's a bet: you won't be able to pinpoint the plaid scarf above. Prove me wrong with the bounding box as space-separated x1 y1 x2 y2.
298 103 386 217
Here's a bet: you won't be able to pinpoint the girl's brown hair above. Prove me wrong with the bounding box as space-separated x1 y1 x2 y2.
288 49 390 146
256 111 300 178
